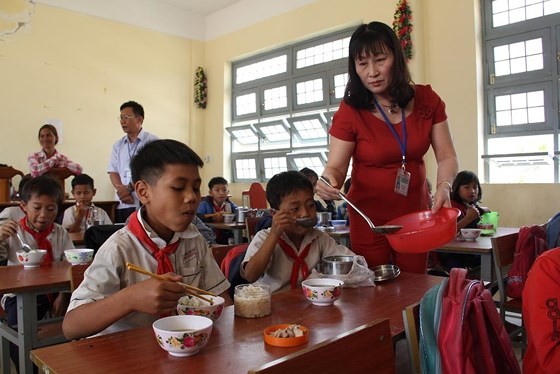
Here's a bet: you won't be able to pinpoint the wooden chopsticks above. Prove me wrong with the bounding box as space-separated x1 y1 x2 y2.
126 262 217 305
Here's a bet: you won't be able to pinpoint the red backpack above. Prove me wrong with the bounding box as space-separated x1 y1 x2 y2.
506 225 548 299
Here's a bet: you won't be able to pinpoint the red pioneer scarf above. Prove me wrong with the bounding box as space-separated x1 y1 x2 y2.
19 217 54 264
213 201 225 213
127 212 180 274
277 237 313 289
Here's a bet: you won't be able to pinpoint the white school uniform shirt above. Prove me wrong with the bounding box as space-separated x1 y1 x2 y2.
67 212 230 336
0 223 74 308
107 129 158 210
0 206 25 221
242 228 355 293
62 204 113 233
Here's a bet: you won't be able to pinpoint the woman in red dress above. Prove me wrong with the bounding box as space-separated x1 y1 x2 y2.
317 22 458 273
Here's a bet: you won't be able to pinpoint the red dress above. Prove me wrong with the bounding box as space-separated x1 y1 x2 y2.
522 249 560 373
329 85 447 272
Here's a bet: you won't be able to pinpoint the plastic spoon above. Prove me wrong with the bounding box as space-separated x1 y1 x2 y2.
16 233 32 253
319 176 402 235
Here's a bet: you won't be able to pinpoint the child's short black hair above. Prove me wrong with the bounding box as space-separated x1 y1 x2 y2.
266 171 314 210
20 175 63 206
71 174 95 190
18 174 33 194
299 167 319 180
208 177 228 189
131 139 204 185
451 170 483 202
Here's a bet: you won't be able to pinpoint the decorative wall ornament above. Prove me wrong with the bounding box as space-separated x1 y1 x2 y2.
0 0 35 41
194 66 207 109
392 0 413 61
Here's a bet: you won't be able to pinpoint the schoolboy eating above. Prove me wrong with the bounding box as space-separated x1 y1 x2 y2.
63 139 231 340
241 170 355 292
62 174 113 233
0 175 74 371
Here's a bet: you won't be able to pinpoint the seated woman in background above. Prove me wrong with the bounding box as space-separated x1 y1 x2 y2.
28 124 83 177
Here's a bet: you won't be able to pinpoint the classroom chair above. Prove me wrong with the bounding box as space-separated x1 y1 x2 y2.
402 302 421 374
0 165 23 202
491 231 525 350
248 318 395 374
241 182 267 209
245 216 260 242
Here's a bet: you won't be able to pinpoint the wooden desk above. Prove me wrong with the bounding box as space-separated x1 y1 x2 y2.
0 200 119 223
435 227 519 282
206 221 246 244
0 262 71 374
30 272 443 373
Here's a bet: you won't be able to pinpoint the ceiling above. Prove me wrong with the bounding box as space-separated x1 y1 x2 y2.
154 0 243 16
34 0 316 40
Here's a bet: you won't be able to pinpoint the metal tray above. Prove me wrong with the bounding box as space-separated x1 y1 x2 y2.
370 264 400 282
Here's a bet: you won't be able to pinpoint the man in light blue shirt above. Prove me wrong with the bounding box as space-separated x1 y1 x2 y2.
108 101 158 222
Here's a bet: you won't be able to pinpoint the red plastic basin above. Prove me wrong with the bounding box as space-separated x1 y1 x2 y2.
385 207 460 253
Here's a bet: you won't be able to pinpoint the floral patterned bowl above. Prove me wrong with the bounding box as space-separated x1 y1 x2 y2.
176 295 225 322
301 278 344 306
64 249 94 265
152 315 213 357
17 249 47 268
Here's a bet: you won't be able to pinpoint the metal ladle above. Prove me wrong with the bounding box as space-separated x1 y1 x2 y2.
319 176 402 235
16 233 33 253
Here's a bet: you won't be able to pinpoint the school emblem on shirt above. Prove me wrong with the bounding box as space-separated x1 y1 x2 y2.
545 297 560 342
182 247 198 266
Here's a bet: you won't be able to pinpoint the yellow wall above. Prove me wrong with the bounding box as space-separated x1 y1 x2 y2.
0 4 201 198
1 1 557 226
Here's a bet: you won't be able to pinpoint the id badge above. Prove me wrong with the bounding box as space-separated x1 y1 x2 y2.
394 168 411 196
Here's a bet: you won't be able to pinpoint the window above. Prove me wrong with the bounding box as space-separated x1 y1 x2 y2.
229 28 354 182
482 0 560 183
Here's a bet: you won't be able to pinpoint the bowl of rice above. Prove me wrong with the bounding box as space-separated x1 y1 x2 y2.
234 283 271 318
177 295 225 322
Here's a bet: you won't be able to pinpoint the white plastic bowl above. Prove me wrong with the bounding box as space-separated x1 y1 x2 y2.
176 295 225 322
460 228 482 240
223 214 235 223
301 278 344 306
330 220 347 231
152 315 213 357
17 249 47 268
64 248 94 265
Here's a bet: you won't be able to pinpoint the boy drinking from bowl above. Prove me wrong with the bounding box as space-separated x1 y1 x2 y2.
241 171 354 292
63 140 232 340
0 175 74 372
62 174 113 233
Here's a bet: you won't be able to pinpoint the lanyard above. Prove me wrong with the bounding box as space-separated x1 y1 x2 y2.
127 138 140 159
373 99 407 168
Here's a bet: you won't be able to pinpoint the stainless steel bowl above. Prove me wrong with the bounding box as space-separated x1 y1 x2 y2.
370 264 400 282
320 255 354 275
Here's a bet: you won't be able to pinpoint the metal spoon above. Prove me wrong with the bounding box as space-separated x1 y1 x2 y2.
319 176 402 235
16 233 33 253
295 217 318 228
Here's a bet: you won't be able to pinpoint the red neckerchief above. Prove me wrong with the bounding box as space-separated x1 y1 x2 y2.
213 201 225 213
19 217 54 264
277 237 313 289
127 212 179 274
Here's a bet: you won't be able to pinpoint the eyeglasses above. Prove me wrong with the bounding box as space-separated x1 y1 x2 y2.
118 115 136 121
